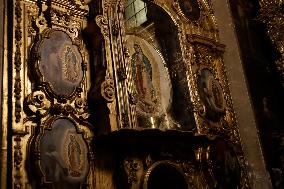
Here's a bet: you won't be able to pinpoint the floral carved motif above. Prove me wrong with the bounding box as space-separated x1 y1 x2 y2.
14 0 23 123
101 78 115 102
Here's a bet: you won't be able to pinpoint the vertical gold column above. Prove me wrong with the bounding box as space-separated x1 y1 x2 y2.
0 0 8 188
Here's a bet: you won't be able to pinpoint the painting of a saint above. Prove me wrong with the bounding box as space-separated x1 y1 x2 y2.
178 0 201 21
62 45 81 83
40 118 89 188
132 43 159 114
198 69 225 121
68 134 82 177
39 30 83 96
126 35 178 129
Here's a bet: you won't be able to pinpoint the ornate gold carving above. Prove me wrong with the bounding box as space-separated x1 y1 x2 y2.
14 136 23 189
25 91 51 117
13 131 28 189
96 15 110 39
121 113 129 128
129 92 138 105
123 158 143 184
118 67 127 81
97 0 251 188
112 22 119 37
14 0 23 123
101 78 115 102
259 0 284 85
8 0 93 188
172 0 219 41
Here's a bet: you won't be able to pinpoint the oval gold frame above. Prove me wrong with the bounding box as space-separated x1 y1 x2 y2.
31 116 92 187
30 28 86 101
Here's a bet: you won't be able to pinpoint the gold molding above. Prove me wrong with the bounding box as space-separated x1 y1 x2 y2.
259 0 284 86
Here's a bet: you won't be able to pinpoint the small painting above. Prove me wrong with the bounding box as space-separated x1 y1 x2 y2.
178 0 201 21
40 118 89 188
126 35 179 129
39 30 83 96
197 69 225 121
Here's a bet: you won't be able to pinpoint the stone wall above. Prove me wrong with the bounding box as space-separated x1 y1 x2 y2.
211 0 272 188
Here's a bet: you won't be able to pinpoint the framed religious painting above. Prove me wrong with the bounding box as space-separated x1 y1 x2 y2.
197 68 225 121
126 35 181 130
178 0 201 21
35 118 89 189
31 29 85 98
122 0 196 131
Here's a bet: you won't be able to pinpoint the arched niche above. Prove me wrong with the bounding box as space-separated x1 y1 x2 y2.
119 0 196 131
143 161 190 189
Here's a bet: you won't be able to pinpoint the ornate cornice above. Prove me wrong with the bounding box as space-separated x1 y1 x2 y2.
259 0 284 85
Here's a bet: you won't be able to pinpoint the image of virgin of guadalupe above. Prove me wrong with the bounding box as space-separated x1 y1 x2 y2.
68 135 82 177
131 43 160 115
62 45 81 84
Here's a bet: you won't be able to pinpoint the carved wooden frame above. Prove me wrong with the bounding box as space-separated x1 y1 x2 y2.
30 28 87 101
96 0 251 188
30 115 93 188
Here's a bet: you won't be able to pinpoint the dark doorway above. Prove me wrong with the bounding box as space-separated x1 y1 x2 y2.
146 163 189 189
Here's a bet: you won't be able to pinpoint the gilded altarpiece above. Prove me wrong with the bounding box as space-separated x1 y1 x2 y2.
3 0 253 188
94 0 251 188
7 0 95 188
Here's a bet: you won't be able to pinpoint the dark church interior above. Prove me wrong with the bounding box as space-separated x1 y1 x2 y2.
0 0 284 188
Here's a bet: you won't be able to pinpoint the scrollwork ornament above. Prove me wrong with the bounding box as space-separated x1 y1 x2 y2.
96 15 109 39
25 91 51 116
74 98 89 119
101 78 115 102
34 13 48 33
123 158 143 184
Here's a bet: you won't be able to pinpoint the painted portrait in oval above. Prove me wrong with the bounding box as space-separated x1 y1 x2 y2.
40 118 89 189
178 0 201 21
39 30 83 96
197 69 225 121
126 35 178 129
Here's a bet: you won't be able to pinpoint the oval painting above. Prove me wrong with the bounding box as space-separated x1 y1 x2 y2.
40 118 89 188
126 35 176 129
178 0 201 21
39 30 83 96
197 69 225 121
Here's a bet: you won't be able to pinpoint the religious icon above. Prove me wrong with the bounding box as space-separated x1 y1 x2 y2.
62 45 81 83
38 30 83 96
127 35 177 129
178 0 201 21
40 118 89 188
67 134 82 177
131 43 159 114
198 69 225 121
